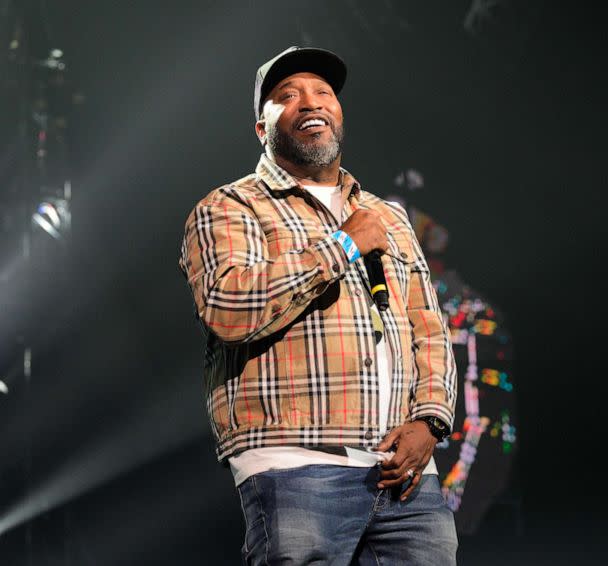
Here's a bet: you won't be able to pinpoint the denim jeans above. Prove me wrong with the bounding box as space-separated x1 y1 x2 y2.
236 463 458 565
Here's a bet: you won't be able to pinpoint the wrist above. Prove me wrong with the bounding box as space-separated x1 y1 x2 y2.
416 416 450 442
331 230 361 263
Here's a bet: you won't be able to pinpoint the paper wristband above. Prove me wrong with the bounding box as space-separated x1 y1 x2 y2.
331 230 361 263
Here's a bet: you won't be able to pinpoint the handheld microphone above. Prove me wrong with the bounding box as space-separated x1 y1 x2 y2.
364 250 389 311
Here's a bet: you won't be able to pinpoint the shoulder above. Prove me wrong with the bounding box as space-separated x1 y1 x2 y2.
358 189 411 227
183 173 262 227
199 173 261 208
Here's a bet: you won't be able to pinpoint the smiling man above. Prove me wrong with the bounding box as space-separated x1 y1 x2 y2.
179 46 458 565
259 71 344 175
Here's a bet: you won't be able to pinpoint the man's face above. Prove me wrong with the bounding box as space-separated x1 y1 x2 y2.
257 72 344 168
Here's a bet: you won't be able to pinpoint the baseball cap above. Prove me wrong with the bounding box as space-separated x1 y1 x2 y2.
254 46 347 121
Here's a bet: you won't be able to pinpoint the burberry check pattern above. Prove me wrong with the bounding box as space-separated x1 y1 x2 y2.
179 154 457 462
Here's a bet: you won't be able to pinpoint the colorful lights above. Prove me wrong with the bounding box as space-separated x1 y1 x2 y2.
474 319 497 335
481 369 513 392
434 275 516 520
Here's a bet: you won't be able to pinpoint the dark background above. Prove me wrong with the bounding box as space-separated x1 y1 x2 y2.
1 1 606 564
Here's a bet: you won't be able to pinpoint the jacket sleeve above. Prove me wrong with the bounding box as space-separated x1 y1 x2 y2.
388 203 458 430
178 191 350 344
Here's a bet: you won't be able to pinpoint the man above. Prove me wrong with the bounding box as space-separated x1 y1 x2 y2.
179 46 458 565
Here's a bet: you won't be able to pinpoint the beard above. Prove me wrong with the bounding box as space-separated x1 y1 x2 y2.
267 120 344 168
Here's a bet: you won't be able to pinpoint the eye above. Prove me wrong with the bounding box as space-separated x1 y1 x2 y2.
280 92 297 101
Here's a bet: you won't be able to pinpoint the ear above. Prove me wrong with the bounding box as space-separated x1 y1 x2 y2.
255 120 267 146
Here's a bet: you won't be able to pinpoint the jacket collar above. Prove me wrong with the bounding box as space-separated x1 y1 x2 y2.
255 153 361 201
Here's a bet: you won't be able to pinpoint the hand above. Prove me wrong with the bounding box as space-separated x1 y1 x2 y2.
374 421 437 501
339 209 388 256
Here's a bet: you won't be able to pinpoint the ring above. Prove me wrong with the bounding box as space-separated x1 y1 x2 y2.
406 468 415 478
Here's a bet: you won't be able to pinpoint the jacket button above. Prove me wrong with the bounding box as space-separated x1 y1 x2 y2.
355 287 362 296
364 357 373 367
332 263 340 273
400 252 408 259
364 431 373 440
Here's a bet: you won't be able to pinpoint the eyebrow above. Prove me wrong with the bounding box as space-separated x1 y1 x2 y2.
277 78 330 90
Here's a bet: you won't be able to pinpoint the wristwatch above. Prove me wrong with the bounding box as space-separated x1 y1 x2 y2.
417 416 450 442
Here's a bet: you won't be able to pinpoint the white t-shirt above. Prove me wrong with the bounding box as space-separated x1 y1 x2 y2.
228 183 437 486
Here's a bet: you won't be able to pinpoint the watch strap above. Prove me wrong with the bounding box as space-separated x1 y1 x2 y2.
418 416 450 441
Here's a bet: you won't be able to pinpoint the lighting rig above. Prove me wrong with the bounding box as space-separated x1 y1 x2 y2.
1 1 79 562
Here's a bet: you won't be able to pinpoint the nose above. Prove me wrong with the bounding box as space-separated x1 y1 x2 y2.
298 89 323 112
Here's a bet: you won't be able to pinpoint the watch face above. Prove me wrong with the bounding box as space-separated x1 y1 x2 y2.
430 419 448 440
422 417 447 440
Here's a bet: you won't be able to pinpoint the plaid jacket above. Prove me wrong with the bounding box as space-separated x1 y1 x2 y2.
179 154 457 463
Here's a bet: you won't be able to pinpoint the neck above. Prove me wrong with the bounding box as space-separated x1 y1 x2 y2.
271 152 342 187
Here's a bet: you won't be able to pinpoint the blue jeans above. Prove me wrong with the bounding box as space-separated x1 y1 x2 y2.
236 463 458 565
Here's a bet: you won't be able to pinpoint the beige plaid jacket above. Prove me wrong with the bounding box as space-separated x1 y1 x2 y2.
179 154 457 462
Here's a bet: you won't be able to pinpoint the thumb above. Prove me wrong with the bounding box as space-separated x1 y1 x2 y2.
374 427 400 451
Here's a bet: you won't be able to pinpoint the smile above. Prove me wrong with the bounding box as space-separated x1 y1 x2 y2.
297 118 329 131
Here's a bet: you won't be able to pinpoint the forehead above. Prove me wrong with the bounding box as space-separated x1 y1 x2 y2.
267 72 332 98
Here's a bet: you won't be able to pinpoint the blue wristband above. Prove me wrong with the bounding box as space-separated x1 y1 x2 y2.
331 230 361 263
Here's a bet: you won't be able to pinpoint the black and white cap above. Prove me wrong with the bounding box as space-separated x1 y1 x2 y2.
253 46 347 121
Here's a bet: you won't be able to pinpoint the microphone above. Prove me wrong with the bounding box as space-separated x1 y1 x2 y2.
364 250 389 311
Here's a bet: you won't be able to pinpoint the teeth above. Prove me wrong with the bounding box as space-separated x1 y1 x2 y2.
299 119 326 130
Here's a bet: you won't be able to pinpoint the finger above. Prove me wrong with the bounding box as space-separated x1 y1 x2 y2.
381 434 410 469
380 452 414 479
378 459 404 482
378 458 418 488
375 428 400 452
379 466 419 491
378 233 389 252
400 472 422 501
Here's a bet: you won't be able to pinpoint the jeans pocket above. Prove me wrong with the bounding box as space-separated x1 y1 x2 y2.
237 477 268 560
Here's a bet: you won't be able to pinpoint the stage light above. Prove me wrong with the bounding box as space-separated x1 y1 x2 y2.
0 376 205 536
36 56 66 71
405 169 424 190
0 381 8 394
50 49 63 59
31 198 70 240
393 168 424 190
